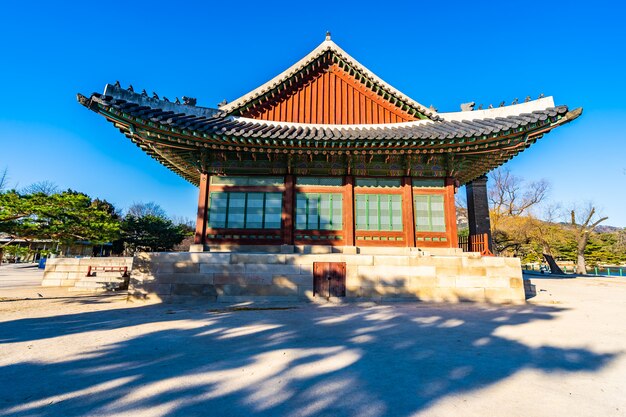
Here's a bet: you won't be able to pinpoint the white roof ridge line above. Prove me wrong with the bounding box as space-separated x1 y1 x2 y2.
438 97 556 121
220 38 435 118
228 116 434 129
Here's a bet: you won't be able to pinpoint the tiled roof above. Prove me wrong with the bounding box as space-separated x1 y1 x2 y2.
82 84 577 143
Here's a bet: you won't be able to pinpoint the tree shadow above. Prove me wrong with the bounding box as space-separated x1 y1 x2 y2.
0 301 616 417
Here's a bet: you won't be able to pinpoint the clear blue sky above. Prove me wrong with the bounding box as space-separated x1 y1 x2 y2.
1 1 625 226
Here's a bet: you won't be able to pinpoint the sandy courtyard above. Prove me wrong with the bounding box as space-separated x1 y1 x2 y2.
0 276 625 417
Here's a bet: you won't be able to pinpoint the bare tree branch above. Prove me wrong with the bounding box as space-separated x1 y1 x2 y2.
0 167 8 192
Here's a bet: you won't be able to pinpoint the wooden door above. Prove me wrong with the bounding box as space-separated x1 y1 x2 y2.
313 262 346 297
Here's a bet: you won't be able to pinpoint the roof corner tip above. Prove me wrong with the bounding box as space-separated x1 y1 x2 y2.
76 93 90 107
567 107 583 120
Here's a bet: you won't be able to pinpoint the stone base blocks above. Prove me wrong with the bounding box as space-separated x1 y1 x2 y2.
42 257 133 292
130 250 525 304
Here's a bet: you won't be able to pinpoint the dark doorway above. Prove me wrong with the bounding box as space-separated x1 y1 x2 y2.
313 262 346 297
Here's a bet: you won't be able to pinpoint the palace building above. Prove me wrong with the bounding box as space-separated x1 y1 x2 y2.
75 34 581 303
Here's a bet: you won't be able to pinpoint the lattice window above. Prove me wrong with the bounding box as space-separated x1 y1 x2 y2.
355 194 403 231
414 194 446 232
295 193 343 230
210 176 284 186
412 179 445 188
296 177 343 186
355 178 402 188
208 192 283 229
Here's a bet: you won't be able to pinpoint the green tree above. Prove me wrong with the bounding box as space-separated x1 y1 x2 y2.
120 214 189 254
0 190 121 251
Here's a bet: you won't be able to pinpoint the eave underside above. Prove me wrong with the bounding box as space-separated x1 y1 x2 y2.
77 92 580 186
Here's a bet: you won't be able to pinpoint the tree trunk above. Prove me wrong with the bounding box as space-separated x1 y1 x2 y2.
543 253 565 275
576 234 588 274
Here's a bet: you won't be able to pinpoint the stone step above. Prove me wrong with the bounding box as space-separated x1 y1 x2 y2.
85 272 128 278
80 276 126 283
68 286 109 293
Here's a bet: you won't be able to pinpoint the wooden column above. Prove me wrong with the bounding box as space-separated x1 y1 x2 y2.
282 175 295 245
445 177 458 248
402 177 416 247
343 176 355 246
194 173 210 245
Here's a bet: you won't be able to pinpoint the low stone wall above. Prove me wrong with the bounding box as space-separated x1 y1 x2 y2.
131 251 525 304
42 257 134 287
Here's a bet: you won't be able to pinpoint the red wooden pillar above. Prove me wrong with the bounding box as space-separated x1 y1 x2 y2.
194 173 210 245
445 177 458 248
402 177 416 247
282 175 295 245
343 176 355 246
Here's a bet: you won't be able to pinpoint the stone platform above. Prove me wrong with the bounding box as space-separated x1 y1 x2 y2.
130 246 525 304
42 257 133 291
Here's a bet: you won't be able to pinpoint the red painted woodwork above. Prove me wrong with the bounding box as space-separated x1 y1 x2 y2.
445 178 458 248
412 180 457 248
402 177 416 247
458 233 493 256
202 175 460 249
313 262 346 297
353 181 405 247
240 63 418 124
282 175 295 245
343 176 355 246
194 173 209 245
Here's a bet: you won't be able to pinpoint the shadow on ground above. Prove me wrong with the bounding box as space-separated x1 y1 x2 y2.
0 301 615 417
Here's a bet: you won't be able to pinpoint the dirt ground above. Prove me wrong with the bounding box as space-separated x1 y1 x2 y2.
0 274 625 417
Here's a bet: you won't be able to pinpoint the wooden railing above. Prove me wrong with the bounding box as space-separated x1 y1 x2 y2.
458 233 494 256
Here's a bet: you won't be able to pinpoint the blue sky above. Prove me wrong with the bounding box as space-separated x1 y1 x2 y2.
1 1 625 226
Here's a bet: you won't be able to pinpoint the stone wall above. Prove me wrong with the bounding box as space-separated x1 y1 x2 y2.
42 257 134 287
131 251 525 304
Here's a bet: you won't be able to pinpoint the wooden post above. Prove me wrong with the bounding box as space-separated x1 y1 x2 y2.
445 177 458 249
194 173 210 245
282 175 295 245
466 175 493 253
402 177 415 247
343 176 355 246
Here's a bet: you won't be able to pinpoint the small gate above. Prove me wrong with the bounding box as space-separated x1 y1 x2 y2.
313 262 346 298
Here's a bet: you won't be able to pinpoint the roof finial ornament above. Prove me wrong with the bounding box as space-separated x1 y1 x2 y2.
499 101 505 107
538 93 545 99
460 101 475 112
325 31 331 41
524 96 531 102
127 84 134 92
488 104 494 109
511 98 519 105
182 96 197 106
218 99 228 107
429 104 438 112
114 80 121 88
